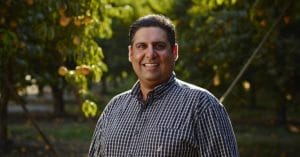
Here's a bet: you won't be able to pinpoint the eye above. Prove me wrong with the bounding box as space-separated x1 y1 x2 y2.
154 42 167 50
136 43 147 50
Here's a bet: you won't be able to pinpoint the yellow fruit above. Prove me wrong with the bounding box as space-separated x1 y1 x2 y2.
73 36 81 45
58 66 68 76
73 18 81 26
260 20 267 27
10 21 17 28
59 16 71 27
75 65 91 75
26 0 34 6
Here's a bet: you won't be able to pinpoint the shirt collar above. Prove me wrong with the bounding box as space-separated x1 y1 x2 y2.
131 73 176 100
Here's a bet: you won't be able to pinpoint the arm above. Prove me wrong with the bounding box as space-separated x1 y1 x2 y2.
88 97 116 157
88 111 106 157
195 95 239 157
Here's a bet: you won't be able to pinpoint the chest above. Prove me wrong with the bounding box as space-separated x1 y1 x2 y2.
101 96 199 156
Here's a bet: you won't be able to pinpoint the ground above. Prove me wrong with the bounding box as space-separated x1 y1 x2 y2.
2 96 300 157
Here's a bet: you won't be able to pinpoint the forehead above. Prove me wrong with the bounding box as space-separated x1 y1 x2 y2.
132 27 168 44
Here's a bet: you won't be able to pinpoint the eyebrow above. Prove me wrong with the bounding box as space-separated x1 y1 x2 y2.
134 41 168 45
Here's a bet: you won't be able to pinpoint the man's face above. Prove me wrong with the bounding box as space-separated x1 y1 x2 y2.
128 27 178 87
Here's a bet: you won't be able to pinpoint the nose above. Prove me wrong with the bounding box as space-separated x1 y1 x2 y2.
145 45 158 59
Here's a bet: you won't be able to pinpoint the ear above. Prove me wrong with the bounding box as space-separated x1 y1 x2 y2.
128 45 132 62
173 43 179 61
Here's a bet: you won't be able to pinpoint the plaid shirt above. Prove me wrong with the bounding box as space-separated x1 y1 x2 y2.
89 75 239 157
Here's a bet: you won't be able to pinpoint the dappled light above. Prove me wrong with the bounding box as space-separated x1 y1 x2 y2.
242 80 250 91
1 0 299 156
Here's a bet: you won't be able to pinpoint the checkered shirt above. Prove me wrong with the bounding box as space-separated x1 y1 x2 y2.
89 75 239 157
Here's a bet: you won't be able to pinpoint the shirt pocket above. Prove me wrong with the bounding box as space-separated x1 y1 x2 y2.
140 127 197 157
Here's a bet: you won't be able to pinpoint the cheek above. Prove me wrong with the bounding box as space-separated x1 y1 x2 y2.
161 53 175 63
132 53 144 61
131 53 144 63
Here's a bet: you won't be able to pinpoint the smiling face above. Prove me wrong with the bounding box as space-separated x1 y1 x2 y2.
128 27 178 89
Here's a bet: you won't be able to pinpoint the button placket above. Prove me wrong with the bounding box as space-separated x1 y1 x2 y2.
128 102 148 156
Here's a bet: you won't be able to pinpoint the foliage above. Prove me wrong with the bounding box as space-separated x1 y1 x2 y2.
110 0 300 125
1 0 300 155
0 0 299 137
168 0 300 117
0 0 132 150
0 0 132 116
94 0 156 91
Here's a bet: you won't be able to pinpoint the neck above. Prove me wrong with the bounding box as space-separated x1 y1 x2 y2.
139 80 159 101
140 86 152 101
139 77 172 101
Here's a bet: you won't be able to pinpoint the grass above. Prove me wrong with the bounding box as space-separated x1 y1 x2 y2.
229 108 300 157
3 104 300 157
6 118 95 157
236 124 300 157
5 118 300 157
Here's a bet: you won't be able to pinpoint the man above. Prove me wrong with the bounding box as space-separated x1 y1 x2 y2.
89 14 239 157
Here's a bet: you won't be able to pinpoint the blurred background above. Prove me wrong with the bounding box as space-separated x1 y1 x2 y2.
0 0 299 156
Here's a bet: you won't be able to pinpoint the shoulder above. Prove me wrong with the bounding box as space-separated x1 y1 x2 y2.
175 78 207 92
174 78 223 113
174 78 218 101
109 90 132 104
101 90 132 115
107 89 132 105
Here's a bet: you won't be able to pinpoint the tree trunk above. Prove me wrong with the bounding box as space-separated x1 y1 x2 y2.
51 85 65 116
0 87 10 153
249 78 257 109
101 76 108 94
274 27 287 127
276 97 287 126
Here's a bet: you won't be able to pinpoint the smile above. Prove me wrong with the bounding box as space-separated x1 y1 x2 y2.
143 63 159 67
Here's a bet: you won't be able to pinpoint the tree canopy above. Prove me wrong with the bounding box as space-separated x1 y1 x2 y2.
1 0 299 151
97 0 300 125
0 0 131 149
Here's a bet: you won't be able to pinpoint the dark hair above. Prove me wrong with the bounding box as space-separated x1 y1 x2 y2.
129 14 176 47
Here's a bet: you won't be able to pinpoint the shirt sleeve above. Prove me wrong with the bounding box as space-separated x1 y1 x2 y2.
195 94 239 157
88 111 106 157
88 98 115 157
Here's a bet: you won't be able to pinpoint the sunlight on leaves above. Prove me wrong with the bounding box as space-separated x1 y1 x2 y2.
285 94 292 101
26 0 34 6
288 124 300 133
82 100 98 118
217 0 225 5
242 80 251 91
213 73 221 86
148 0 174 14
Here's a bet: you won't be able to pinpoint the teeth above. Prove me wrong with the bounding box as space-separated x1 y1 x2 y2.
144 63 158 67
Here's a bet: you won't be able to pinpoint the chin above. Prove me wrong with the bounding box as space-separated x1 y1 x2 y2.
144 76 161 81
140 75 160 82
